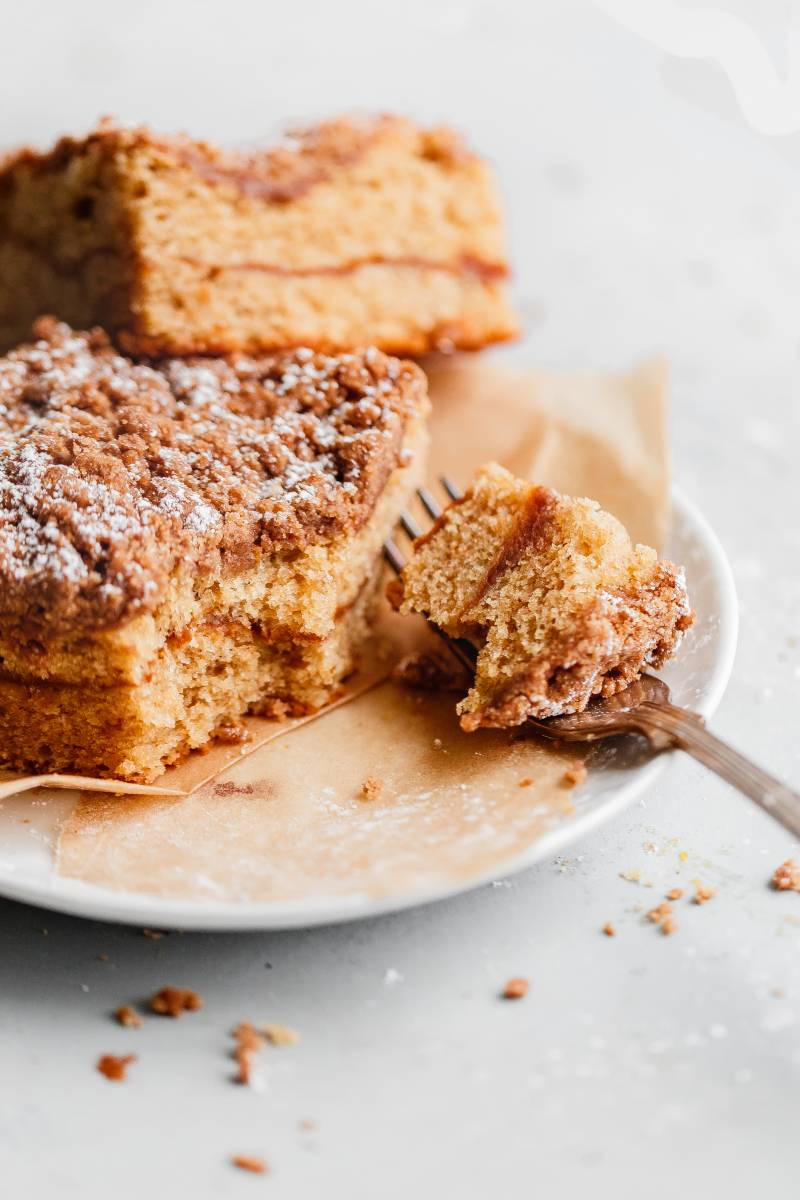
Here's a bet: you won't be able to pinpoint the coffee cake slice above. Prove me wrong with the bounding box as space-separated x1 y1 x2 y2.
390 463 692 730
0 319 429 781
0 116 517 356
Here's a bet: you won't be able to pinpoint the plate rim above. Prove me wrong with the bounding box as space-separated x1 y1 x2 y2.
0 486 739 930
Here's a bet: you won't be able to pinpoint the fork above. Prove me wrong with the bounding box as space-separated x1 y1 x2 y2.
385 477 800 839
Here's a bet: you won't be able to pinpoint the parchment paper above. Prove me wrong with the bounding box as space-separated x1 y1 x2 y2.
47 354 669 902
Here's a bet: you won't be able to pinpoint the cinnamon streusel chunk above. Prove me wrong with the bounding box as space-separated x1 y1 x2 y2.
0 116 517 356
0 319 429 780
390 463 692 730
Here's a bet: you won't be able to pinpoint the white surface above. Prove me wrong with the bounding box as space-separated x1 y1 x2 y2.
1 2 799 1196
0 489 738 930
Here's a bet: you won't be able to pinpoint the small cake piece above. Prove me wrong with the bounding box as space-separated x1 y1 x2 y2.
0 319 429 781
0 115 517 356
391 463 692 731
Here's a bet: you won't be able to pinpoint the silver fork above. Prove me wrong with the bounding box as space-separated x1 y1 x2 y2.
385 477 800 839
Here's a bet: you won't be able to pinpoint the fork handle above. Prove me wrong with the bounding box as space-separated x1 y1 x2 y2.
633 703 800 839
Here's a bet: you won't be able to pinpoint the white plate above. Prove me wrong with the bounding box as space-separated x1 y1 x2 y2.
0 488 737 930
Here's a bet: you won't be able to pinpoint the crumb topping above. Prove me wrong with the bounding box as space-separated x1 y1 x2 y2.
149 986 203 1017
0 318 426 635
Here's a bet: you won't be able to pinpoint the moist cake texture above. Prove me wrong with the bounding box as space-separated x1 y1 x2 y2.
0 115 517 356
0 318 429 780
390 463 692 730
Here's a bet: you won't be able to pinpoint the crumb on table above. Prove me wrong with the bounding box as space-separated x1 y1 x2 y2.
693 883 715 905
771 859 800 892
142 928 166 940
647 901 676 934
96 1053 136 1081
666 887 684 901
502 977 529 1000
231 1155 269 1174
115 1005 143 1029
360 776 383 801
602 922 616 937
233 1021 265 1085
263 1023 299 1047
150 986 203 1017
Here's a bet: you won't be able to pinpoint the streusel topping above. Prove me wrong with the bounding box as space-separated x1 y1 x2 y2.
0 319 426 635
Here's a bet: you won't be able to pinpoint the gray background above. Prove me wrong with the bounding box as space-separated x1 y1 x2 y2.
1 1 799 1196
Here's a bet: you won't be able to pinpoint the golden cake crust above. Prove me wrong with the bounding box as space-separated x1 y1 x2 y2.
0 115 517 357
0 318 427 637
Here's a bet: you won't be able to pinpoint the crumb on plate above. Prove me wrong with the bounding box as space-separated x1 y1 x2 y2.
502 977 529 1000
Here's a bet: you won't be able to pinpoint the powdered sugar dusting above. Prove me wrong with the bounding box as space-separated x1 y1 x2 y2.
0 319 426 634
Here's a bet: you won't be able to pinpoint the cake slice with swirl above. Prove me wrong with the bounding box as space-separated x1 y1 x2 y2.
0 116 517 356
0 319 429 781
390 463 692 731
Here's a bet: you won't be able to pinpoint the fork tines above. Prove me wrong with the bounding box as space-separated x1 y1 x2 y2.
384 476 476 674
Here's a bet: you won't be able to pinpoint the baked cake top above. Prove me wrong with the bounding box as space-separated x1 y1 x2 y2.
0 318 427 636
0 115 475 204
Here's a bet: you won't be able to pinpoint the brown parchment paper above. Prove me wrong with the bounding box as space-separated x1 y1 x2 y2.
50 355 669 903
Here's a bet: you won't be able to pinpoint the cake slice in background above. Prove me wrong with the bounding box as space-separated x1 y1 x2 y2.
0 319 429 781
390 463 692 731
0 116 517 356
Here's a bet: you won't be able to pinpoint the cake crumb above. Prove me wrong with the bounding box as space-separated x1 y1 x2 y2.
215 719 252 745
392 650 469 692
298 1119 316 1132
647 901 676 934
693 883 715 905
233 1021 265 1085
666 887 684 901
502 977 529 1000
602 922 616 937
263 1023 299 1047
115 1005 143 1029
360 776 383 802
433 738 443 749
771 859 800 892
562 763 587 787
96 1053 136 1081
142 928 165 940
231 1155 269 1175
150 987 203 1018
518 777 534 788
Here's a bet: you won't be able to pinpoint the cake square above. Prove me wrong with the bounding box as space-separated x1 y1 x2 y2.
0 319 429 780
0 116 518 357
390 463 692 730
